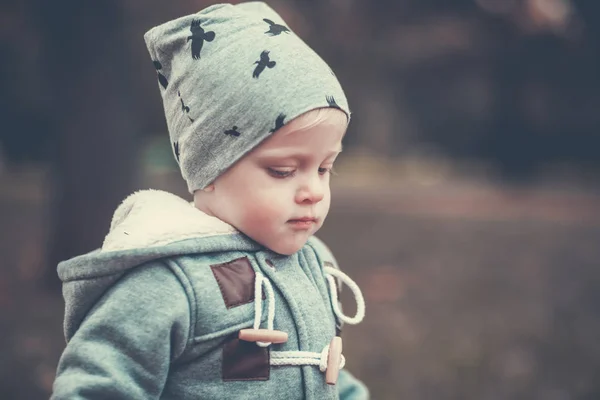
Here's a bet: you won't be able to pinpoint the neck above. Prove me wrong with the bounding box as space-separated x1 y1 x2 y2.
193 190 215 217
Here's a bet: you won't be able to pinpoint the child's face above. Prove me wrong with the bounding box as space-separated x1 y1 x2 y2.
195 109 346 255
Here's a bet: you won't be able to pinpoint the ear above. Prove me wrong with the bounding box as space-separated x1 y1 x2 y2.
203 184 215 192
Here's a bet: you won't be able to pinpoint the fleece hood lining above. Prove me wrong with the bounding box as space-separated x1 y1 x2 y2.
101 189 238 252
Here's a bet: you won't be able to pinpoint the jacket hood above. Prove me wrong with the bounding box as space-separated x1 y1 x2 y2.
58 189 264 340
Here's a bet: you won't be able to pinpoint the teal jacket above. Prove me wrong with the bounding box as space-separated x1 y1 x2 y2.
52 190 368 399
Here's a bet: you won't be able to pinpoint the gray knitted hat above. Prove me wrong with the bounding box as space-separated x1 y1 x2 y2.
144 1 350 193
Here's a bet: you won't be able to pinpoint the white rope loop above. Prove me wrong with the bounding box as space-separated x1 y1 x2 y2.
253 272 263 329
324 266 365 325
253 272 276 347
251 266 359 375
263 277 275 329
270 347 346 372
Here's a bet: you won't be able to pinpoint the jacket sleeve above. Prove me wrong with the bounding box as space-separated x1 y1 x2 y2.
51 261 191 400
338 368 370 400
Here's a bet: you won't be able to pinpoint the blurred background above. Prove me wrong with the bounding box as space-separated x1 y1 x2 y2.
1 0 600 398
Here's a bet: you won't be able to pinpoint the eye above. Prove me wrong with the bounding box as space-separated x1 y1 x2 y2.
319 166 337 175
267 168 296 178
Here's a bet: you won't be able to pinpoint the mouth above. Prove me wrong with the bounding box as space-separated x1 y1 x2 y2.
287 217 318 230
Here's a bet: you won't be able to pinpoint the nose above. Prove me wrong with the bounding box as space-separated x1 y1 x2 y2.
295 174 325 204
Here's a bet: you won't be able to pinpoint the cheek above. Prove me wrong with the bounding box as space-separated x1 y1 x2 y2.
321 187 332 210
238 190 286 228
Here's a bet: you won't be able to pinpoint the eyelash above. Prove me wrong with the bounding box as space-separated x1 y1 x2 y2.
267 167 334 178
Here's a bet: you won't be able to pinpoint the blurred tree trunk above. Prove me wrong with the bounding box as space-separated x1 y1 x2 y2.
33 1 139 291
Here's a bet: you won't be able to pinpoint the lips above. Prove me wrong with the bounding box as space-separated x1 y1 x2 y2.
287 217 318 229
288 217 317 222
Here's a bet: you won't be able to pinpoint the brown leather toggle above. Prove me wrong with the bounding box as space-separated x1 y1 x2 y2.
326 336 343 385
238 329 288 344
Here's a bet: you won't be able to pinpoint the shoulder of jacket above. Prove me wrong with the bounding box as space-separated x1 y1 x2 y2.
307 236 340 270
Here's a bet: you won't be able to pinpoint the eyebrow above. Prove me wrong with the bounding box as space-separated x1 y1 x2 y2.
259 146 342 159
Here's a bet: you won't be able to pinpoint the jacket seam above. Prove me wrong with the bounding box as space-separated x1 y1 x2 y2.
305 242 344 332
162 258 197 363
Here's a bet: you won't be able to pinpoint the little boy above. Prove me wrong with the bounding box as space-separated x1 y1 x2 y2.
52 2 368 399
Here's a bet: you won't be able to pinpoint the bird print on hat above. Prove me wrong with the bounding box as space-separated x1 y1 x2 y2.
178 91 195 122
224 126 241 137
153 60 169 89
188 19 216 60
253 51 276 78
263 18 290 36
269 113 286 133
173 141 180 162
326 95 342 110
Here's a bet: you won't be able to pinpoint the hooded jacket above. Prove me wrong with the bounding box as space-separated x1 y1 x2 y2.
51 189 368 400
